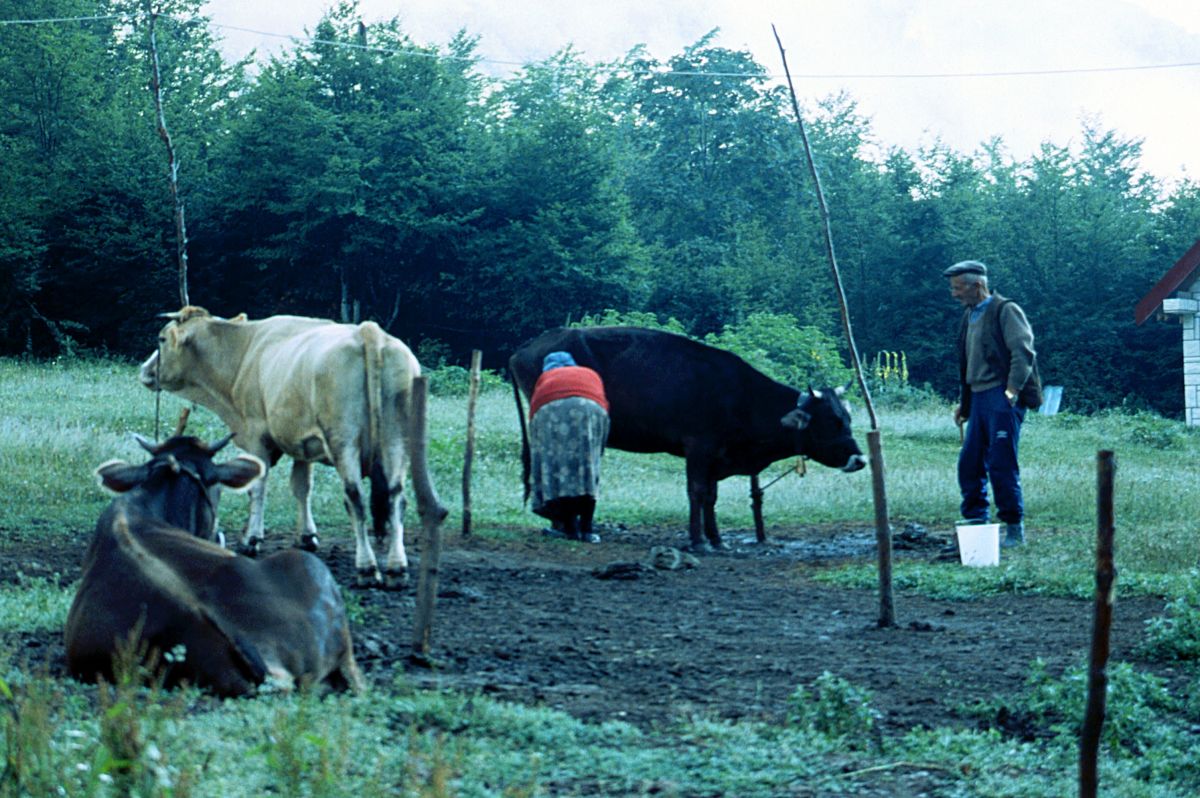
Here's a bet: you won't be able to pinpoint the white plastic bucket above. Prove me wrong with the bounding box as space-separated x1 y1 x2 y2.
1039 385 1064 416
956 523 1000 567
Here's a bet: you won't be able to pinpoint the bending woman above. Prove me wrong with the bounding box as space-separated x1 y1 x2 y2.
528 351 610 543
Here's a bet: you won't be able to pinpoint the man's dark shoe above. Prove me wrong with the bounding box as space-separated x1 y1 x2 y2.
1001 522 1025 548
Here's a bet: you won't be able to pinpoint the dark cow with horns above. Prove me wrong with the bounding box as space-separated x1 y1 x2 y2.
139 306 447 588
510 326 867 551
65 434 363 695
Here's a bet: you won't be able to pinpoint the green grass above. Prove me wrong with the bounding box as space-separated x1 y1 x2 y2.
4 356 1200 796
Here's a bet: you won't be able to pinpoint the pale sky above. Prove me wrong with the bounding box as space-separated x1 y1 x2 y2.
201 0 1200 184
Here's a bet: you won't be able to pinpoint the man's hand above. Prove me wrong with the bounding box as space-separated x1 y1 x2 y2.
1004 388 1017 406
952 405 965 425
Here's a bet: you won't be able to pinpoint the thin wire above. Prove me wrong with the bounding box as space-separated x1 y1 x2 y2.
4 12 1200 81
0 14 119 24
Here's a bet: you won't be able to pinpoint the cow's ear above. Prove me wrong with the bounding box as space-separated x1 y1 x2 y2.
161 323 190 349
215 455 265 493
780 408 811 430
95 460 148 494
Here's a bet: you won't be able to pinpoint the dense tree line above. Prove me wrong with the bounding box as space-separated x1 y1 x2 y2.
3 0 1198 414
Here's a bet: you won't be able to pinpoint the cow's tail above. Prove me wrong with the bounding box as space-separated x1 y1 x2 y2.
360 322 385 464
511 367 531 504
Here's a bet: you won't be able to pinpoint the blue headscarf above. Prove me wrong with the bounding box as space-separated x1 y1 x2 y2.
542 351 576 372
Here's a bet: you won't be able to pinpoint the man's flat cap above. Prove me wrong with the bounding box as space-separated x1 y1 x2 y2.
942 260 988 277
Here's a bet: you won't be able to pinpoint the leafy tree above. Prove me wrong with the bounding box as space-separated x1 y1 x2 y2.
444 48 648 347
0 0 245 353
206 1 489 347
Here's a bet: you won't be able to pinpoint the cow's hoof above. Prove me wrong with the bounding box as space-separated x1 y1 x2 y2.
298 534 319 552
383 570 409 590
238 538 262 558
687 541 729 555
353 569 382 589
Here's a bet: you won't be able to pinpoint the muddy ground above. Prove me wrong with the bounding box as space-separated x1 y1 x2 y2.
6 519 1170 738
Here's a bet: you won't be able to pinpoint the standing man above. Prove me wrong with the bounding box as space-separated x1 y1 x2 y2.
945 260 1042 547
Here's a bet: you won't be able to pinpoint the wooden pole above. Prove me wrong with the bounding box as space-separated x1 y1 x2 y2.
869 430 895 626
411 376 443 661
1080 450 1116 798
462 350 483 536
772 26 876 430
146 3 189 307
750 474 766 543
773 26 894 626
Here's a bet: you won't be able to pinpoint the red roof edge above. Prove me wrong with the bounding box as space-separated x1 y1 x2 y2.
1135 238 1200 325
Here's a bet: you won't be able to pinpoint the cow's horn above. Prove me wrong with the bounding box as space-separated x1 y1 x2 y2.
173 407 191 438
808 386 823 399
133 433 158 453
157 310 183 321
208 432 235 454
166 454 181 474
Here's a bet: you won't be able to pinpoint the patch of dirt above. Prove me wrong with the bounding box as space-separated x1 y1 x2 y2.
0 520 1169 736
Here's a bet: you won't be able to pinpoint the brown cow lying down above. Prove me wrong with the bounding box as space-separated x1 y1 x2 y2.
65 434 363 696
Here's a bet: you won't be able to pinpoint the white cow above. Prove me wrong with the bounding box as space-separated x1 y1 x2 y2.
139 306 446 587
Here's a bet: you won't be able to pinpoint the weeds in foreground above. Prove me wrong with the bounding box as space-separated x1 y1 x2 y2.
959 657 1200 788
1142 569 1200 661
786 671 883 751
0 667 63 797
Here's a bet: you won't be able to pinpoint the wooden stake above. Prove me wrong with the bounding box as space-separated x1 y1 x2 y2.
462 350 483 536
869 430 895 627
1080 450 1116 798
411 376 443 661
773 25 895 626
750 474 766 543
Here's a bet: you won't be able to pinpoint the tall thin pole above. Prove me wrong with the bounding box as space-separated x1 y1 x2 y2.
1080 450 1116 798
773 25 894 627
146 3 189 307
772 25 875 430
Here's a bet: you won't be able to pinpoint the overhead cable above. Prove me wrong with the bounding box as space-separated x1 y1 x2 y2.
3 12 1200 81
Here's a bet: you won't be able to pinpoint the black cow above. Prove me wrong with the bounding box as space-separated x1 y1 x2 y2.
509 326 866 551
65 434 363 696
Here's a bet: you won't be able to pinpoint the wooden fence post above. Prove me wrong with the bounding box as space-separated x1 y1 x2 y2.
411 376 443 661
462 349 483 537
1080 450 1116 798
868 430 895 626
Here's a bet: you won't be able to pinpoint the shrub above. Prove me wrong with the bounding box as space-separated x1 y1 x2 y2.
573 309 852 390
424 364 507 398
977 658 1181 758
571 309 687 334
1142 570 1200 661
785 671 881 749
705 313 852 390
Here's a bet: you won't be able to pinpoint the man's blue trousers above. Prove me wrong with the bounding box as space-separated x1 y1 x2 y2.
958 385 1025 524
